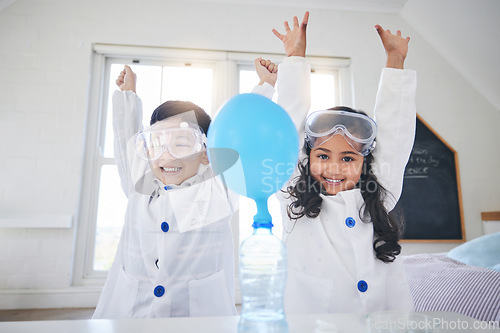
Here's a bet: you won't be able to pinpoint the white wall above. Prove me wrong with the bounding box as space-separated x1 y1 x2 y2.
0 0 499 309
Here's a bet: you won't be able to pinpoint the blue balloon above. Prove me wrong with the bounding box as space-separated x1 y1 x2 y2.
207 93 298 227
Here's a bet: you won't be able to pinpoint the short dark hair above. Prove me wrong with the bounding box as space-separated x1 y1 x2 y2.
150 100 211 134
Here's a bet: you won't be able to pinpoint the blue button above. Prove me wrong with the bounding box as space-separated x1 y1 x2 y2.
345 217 356 228
164 185 173 191
357 280 368 292
161 222 169 232
154 285 165 297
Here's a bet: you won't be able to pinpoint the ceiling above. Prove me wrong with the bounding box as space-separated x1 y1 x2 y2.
186 0 500 111
399 0 500 112
0 0 15 12
1 0 498 110
184 0 410 13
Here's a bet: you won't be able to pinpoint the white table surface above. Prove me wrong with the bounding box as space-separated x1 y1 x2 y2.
0 312 498 333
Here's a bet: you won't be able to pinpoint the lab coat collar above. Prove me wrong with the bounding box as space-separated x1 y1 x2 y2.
320 188 361 203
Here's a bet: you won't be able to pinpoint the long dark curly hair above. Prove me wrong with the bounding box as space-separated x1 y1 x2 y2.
285 106 403 263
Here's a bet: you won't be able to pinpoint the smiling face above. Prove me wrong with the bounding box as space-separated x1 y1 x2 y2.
146 118 209 185
151 150 208 186
309 134 364 195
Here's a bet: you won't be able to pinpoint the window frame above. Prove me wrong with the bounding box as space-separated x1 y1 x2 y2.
73 43 351 287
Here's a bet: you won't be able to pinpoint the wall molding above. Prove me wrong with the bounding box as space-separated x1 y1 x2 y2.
0 215 73 228
0 287 101 310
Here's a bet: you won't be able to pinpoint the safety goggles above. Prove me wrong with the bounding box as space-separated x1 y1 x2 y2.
135 122 206 161
305 110 377 156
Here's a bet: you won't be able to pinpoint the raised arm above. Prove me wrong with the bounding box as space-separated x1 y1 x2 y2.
255 58 277 86
116 65 137 92
274 12 311 133
112 65 145 197
272 11 309 58
251 57 278 101
375 24 410 69
371 26 416 211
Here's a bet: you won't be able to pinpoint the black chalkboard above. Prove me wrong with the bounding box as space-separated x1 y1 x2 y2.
396 115 465 241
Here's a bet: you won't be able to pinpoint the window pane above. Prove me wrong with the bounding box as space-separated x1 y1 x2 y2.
94 165 127 271
239 67 277 102
161 66 213 115
103 64 163 158
96 62 215 272
310 72 336 111
91 54 342 276
238 67 283 244
239 69 258 94
237 68 337 245
136 65 164 127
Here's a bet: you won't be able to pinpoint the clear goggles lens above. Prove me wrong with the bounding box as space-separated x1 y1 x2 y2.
305 110 377 156
135 122 205 161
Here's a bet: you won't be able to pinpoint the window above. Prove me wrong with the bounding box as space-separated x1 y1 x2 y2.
74 44 351 286
236 63 345 244
96 62 216 271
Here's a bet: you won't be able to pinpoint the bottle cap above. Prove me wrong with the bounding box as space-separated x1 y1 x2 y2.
252 221 274 229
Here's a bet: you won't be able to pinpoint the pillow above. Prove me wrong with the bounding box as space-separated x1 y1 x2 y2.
447 232 500 272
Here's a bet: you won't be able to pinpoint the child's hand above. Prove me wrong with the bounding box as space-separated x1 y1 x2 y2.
254 57 277 87
272 11 309 57
116 65 137 92
375 25 410 69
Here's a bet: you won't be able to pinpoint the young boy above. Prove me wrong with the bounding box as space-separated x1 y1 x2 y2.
93 66 238 318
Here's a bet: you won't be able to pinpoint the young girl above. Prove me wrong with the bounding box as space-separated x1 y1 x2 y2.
93 66 238 318
255 12 416 314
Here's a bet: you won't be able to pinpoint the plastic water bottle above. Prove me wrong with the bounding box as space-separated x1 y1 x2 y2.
238 221 288 333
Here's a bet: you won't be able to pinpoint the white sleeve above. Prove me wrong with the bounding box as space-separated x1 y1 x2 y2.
277 57 311 137
274 57 312 204
251 57 311 136
112 90 145 197
371 68 417 211
251 82 275 100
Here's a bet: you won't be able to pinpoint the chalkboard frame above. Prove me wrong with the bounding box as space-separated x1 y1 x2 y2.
399 114 465 243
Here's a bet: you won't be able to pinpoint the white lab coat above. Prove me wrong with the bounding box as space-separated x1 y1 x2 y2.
93 91 238 319
255 58 417 314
